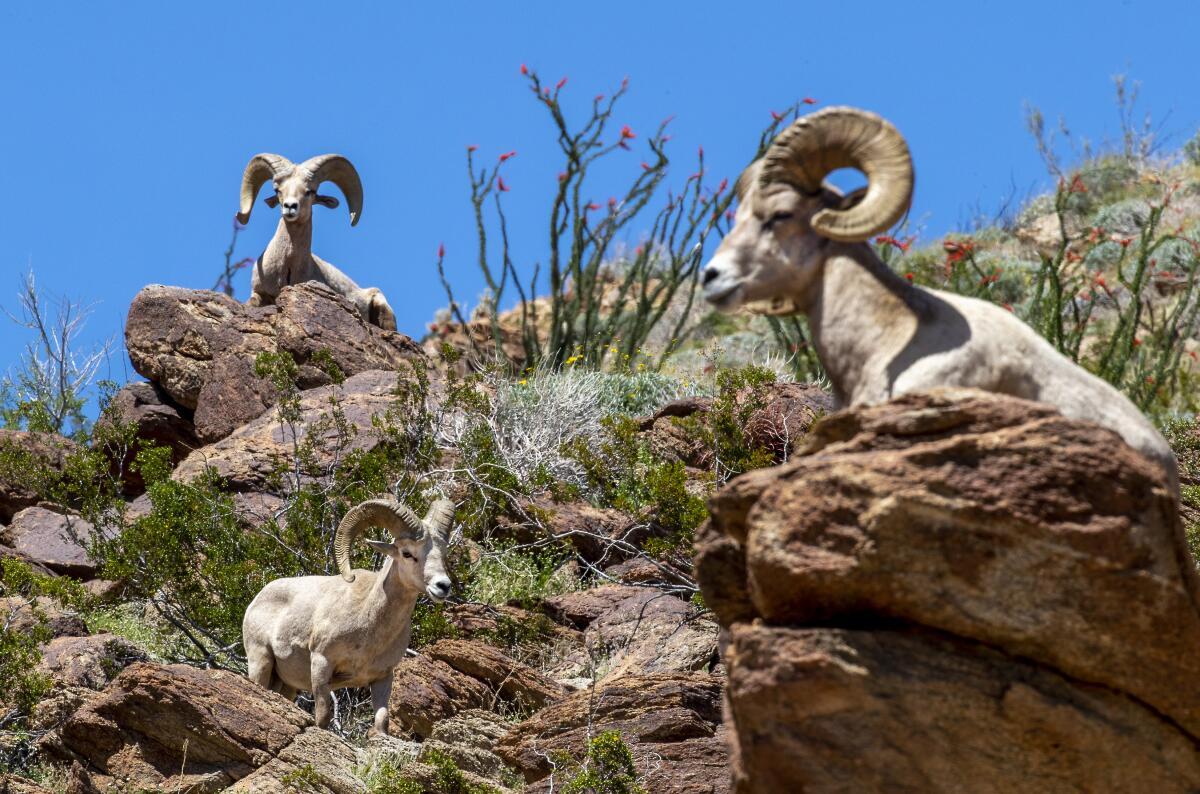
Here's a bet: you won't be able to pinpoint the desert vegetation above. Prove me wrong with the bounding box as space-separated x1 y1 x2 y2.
1 72 1199 791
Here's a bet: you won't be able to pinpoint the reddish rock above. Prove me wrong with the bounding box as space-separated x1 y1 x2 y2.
171 370 406 493
425 639 567 709
547 587 718 683
444 603 582 648
697 388 1200 791
497 499 648 564
125 283 424 445
542 585 647 629
724 624 1200 792
2 507 97 579
38 634 147 691
46 662 345 792
0 429 78 523
497 672 728 794
387 653 492 738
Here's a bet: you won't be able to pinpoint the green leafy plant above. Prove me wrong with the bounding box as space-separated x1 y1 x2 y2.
558 731 647 794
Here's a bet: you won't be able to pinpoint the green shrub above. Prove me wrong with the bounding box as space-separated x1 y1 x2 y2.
464 545 577 607
558 731 647 794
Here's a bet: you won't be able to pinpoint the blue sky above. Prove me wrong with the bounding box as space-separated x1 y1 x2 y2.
0 1 1196 389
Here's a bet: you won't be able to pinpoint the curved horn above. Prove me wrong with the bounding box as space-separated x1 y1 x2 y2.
300 154 363 226
760 107 914 242
422 499 455 540
334 499 427 582
238 153 293 225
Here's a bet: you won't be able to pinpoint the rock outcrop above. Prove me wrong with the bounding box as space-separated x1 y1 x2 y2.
46 662 359 793
125 283 423 444
696 388 1200 792
497 672 728 794
170 369 404 493
1 506 97 579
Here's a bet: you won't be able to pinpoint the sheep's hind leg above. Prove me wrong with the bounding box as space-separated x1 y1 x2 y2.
247 646 275 691
310 654 335 729
368 676 393 736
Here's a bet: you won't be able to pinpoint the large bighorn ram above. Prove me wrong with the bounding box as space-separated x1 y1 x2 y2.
242 498 454 734
237 153 397 330
701 106 1178 493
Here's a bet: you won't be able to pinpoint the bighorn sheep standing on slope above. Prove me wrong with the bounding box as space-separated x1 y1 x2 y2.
242 498 454 734
701 107 1178 493
237 153 398 330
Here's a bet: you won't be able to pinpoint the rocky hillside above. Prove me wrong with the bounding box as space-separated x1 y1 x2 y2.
2 150 1200 791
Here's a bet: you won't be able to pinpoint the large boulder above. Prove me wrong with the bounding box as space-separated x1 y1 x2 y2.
387 653 493 738
1 506 97 579
426 639 568 710
46 662 357 793
0 430 78 523
544 585 718 684
171 369 404 493
696 388 1200 792
125 283 424 444
497 672 728 794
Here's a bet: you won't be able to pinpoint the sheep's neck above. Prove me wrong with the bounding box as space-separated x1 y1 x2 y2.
267 218 314 285
361 557 419 635
807 243 921 405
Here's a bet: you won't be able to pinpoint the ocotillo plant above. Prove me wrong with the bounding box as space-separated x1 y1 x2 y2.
439 69 775 372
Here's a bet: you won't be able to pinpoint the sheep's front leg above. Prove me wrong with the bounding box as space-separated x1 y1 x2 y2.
369 676 393 736
310 654 335 728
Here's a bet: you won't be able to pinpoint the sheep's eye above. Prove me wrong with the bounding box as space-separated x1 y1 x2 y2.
762 212 794 230
401 550 416 561
305 189 315 196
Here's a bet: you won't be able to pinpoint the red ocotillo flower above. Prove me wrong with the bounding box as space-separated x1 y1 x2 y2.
555 76 568 90
770 110 783 121
497 176 510 192
499 150 517 163
802 97 817 105
557 171 568 182
586 202 600 211
640 162 651 170
718 177 729 193
467 144 478 152
520 63 528 75
437 242 445 259
620 124 635 139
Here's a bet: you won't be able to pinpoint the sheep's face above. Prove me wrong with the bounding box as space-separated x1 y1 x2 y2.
370 534 453 603
701 162 836 314
267 171 339 224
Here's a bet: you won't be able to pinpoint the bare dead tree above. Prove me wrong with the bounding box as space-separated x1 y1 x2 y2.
1 271 112 436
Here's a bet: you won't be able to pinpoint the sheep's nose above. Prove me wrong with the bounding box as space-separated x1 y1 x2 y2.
702 267 720 286
428 577 452 598
283 202 299 211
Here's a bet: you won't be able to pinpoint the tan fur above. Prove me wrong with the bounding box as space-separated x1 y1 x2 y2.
702 161 1179 495
242 523 451 734
239 154 397 331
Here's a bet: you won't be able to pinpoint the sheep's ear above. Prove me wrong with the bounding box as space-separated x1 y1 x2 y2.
365 539 395 555
315 195 340 209
264 195 279 208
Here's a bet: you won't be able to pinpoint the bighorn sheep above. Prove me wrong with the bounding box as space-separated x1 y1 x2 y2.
237 153 398 330
242 498 454 734
701 106 1179 493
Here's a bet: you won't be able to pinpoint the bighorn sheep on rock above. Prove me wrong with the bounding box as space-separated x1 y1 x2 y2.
237 153 397 330
701 107 1178 493
242 498 454 734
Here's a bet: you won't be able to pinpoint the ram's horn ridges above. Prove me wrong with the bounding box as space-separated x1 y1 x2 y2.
237 153 293 225
300 154 364 226
760 106 913 242
334 499 426 582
